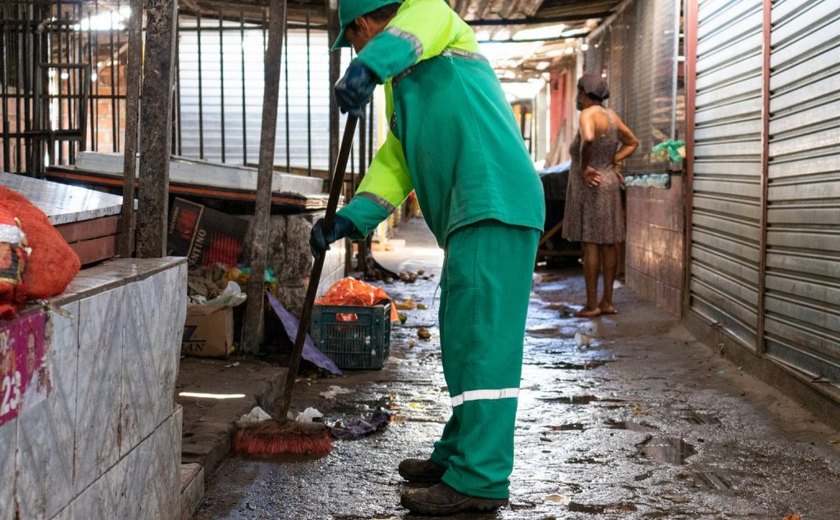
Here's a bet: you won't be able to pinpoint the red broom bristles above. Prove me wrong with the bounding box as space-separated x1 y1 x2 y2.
232 420 332 456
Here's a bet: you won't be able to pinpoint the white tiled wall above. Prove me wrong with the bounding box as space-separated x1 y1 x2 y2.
1 258 187 520
0 416 15 520
75 286 125 494
16 302 80 519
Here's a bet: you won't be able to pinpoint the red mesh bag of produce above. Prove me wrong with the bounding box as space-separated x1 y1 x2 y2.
0 187 80 300
315 277 399 322
0 207 28 319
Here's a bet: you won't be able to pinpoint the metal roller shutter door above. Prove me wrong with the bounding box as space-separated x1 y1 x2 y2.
765 0 840 382
690 0 764 348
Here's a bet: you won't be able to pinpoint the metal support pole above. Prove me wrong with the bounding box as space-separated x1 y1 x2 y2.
1 8 10 172
681 0 698 315
240 0 287 355
218 11 226 162
120 0 144 258
136 0 178 258
756 0 772 353
327 0 339 171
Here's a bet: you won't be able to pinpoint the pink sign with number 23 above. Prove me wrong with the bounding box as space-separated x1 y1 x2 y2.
0 311 48 426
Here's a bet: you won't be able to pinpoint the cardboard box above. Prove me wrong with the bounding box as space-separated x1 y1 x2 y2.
167 198 249 267
181 304 234 358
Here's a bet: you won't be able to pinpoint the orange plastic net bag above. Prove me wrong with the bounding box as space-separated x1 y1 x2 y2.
315 277 399 322
0 187 80 301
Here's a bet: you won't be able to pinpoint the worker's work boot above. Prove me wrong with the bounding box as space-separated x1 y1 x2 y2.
397 458 446 484
400 482 508 516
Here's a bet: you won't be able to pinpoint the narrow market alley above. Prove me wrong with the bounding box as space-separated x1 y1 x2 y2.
193 218 840 520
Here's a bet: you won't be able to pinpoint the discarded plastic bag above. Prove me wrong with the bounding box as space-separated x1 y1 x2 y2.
238 406 272 425
295 407 324 423
328 408 390 440
265 291 342 376
206 280 247 307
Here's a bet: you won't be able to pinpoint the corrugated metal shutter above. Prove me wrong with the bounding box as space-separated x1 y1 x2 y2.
765 0 840 381
690 0 764 348
177 20 354 172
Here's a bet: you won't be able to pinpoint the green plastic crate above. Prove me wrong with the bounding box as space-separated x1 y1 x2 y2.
310 302 391 370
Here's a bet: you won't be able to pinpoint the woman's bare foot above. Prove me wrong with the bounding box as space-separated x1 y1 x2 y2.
574 306 602 318
599 304 618 315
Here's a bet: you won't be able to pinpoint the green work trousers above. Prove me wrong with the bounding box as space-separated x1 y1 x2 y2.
429 219 540 499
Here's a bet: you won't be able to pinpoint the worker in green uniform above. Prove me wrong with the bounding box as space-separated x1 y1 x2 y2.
309 0 545 514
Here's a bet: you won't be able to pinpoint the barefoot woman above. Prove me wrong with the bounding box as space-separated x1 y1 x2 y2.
562 74 638 318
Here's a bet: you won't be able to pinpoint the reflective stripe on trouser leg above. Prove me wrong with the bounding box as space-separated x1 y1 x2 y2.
429 220 539 500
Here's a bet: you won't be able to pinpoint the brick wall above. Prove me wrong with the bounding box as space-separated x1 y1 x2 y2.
624 175 685 316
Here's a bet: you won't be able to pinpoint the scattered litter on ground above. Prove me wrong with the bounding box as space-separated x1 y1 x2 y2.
575 332 592 347
295 407 324 423
237 406 272 425
396 298 416 310
223 362 240 369
329 409 391 440
319 385 353 400
417 327 431 340
416 303 428 310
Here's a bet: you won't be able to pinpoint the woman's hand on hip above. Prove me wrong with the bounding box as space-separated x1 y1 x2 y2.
583 165 602 187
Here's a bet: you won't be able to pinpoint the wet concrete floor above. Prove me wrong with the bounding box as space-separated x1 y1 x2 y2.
194 218 840 519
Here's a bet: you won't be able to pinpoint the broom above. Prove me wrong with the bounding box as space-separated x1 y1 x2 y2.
233 114 359 456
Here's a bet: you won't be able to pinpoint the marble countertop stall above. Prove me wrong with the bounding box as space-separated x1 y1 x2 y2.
0 172 124 225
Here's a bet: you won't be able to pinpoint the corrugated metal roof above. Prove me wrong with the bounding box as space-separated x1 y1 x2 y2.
179 0 625 78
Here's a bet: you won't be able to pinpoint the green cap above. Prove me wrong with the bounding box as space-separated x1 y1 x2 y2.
331 0 402 51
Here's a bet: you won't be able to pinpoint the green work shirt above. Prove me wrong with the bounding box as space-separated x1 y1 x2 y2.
338 0 545 246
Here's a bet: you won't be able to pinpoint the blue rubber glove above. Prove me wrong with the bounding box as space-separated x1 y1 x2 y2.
334 61 377 118
310 214 357 260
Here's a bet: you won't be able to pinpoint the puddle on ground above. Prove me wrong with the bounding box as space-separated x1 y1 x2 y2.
638 437 696 465
566 456 605 465
682 411 722 425
526 327 572 338
539 395 600 405
567 501 638 514
537 360 609 370
694 471 734 490
548 423 587 431
605 419 658 432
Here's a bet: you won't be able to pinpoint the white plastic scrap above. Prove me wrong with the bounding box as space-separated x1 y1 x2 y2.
319 385 353 400
206 281 247 307
575 332 592 347
238 406 272 424
295 407 324 423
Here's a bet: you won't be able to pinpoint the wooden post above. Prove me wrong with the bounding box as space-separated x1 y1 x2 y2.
120 0 145 258
240 0 288 355
136 0 178 258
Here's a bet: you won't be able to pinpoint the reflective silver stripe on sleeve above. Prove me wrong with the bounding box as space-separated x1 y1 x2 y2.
441 48 489 64
358 192 396 214
451 388 519 407
384 27 423 58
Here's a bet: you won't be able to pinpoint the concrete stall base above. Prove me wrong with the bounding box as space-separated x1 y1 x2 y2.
0 257 187 520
